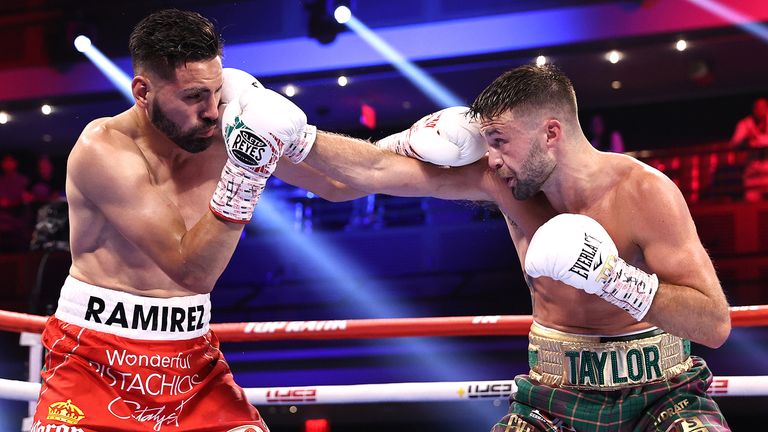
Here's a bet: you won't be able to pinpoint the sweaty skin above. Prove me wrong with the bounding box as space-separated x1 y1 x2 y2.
67 57 362 298
304 125 729 348
482 109 729 348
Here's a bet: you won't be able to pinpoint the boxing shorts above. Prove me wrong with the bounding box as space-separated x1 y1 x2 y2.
493 322 728 431
527 321 692 390
30 276 268 432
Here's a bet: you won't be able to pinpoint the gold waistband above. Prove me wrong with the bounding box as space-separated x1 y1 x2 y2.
528 322 692 391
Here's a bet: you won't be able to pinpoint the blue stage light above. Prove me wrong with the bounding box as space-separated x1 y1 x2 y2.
73 37 133 102
344 16 463 108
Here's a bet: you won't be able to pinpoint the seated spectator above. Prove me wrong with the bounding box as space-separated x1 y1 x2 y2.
28 154 63 206
588 114 625 153
0 154 28 207
731 97 768 148
734 98 768 201
0 153 32 251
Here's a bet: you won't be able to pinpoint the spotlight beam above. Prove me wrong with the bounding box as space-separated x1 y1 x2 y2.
685 0 768 41
254 196 411 318
253 191 506 428
344 16 463 108
74 36 133 102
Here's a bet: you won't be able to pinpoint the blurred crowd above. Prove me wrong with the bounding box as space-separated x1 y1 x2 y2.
0 153 65 252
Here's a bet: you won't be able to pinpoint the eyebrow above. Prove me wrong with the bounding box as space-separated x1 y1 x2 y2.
482 127 500 137
182 86 217 95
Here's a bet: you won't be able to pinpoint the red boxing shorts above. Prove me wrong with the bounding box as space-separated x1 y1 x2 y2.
30 276 268 432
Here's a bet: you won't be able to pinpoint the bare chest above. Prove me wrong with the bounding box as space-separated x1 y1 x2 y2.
580 204 645 269
150 160 222 228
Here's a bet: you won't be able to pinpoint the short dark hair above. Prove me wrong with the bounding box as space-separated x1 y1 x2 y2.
469 64 578 122
129 9 223 80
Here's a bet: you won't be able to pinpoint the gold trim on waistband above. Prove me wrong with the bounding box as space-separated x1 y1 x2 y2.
528 322 692 391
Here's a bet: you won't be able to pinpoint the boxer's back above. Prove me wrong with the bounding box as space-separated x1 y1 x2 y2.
66 108 227 297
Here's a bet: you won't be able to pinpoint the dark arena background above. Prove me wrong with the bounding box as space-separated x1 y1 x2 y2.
1 1 768 431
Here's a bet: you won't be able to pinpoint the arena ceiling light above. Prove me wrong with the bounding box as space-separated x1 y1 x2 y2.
606 49 623 64
283 84 297 97
304 0 346 44
333 5 352 24
73 35 91 53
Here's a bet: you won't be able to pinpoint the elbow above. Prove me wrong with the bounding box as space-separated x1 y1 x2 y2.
704 311 732 349
175 265 215 294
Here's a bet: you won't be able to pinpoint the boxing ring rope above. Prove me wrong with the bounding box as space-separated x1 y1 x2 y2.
1 305 767 405
3 305 768 340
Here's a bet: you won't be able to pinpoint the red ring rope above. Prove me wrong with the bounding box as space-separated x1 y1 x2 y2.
1 305 766 342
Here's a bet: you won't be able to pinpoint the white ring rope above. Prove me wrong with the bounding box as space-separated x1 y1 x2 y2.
2 376 767 404
0 378 40 402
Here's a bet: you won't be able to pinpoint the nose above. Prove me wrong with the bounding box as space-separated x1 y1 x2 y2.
202 94 219 121
487 147 503 171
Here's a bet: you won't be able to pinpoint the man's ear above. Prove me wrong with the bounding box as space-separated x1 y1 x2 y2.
132 76 150 108
545 119 562 146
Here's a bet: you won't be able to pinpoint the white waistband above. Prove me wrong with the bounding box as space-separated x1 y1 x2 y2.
55 276 211 340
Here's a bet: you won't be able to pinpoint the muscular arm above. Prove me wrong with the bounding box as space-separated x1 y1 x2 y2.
69 126 242 292
631 171 731 348
273 159 367 202
304 130 493 201
304 130 556 236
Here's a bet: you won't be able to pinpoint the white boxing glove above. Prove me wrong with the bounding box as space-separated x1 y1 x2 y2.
524 213 658 321
210 86 310 223
220 68 315 164
221 68 264 106
375 106 486 166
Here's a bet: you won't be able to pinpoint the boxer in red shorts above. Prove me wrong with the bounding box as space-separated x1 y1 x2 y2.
28 8 363 432
32 277 266 432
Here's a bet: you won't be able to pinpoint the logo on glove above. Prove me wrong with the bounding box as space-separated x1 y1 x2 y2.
568 233 602 280
227 116 272 168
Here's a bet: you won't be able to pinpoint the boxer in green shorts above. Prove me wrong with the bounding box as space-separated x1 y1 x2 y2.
466 65 732 431
493 323 727 431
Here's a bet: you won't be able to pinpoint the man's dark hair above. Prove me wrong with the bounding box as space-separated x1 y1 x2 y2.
129 9 222 80
469 64 578 121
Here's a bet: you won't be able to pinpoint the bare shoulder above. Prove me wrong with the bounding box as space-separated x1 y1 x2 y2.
72 115 137 158
620 156 686 208
69 114 147 199
616 155 695 242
